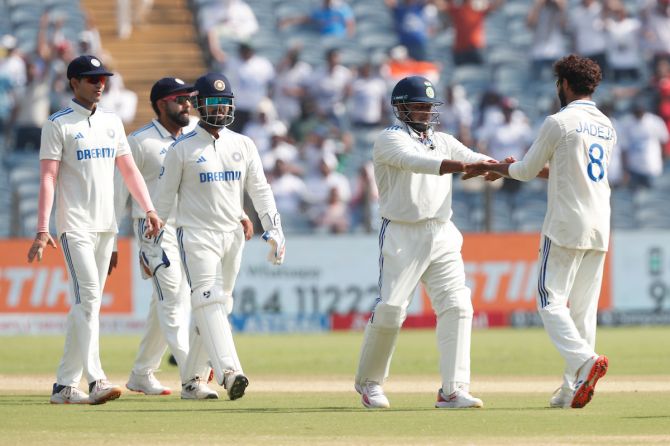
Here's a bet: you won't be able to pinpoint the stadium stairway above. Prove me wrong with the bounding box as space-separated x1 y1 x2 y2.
80 0 205 130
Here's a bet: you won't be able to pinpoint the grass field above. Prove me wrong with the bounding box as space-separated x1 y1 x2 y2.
1 327 669 445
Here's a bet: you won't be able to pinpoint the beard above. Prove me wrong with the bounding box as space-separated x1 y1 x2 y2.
167 109 191 127
558 86 567 108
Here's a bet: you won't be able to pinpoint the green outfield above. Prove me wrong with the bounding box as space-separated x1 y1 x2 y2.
1 327 669 445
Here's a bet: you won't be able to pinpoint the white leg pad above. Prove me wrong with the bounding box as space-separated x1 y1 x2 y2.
191 286 239 386
355 303 403 386
435 294 473 394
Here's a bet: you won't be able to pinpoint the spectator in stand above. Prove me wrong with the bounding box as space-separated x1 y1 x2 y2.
477 98 532 207
279 0 356 39
442 0 504 66
527 0 568 80
288 96 330 144
314 186 350 233
349 161 379 233
651 58 670 157
303 153 351 228
78 11 103 56
99 58 138 125
0 34 26 90
568 0 608 73
117 0 154 39
9 59 50 151
224 42 275 134
269 159 309 231
641 0 670 69
204 0 258 66
243 98 287 156
380 45 440 85
298 125 345 175
619 100 669 190
439 84 474 147
349 62 388 128
272 46 312 127
600 101 625 188
306 48 353 130
385 0 439 61
604 1 642 83
262 128 301 175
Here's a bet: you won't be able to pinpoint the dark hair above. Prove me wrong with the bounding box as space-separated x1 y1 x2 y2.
553 54 602 96
151 101 160 116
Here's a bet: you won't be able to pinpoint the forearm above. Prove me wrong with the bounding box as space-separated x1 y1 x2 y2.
37 159 59 233
116 154 155 213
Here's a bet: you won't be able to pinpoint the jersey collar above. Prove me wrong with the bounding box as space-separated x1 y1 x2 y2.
70 98 97 117
561 99 596 112
151 119 174 140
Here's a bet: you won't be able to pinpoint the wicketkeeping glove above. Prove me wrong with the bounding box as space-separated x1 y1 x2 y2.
261 212 286 265
139 227 171 279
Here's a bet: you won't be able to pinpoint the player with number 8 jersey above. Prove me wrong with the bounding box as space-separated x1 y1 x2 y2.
464 54 615 409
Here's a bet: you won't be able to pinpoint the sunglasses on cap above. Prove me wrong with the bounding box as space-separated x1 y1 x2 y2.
204 97 233 106
81 75 107 85
161 92 195 105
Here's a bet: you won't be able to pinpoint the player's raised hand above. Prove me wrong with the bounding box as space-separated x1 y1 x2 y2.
27 232 56 263
144 210 164 238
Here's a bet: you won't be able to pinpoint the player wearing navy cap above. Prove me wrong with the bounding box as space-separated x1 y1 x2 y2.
27 55 162 405
354 76 495 409
154 72 284 400
111 77 201 396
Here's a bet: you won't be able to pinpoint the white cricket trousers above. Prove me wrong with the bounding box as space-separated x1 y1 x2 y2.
177 226 245 382
356 218 474 394
536 235 606 385
130 220 190 382
56 231 114 387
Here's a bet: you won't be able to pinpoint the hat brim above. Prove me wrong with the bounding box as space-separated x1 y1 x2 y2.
152 85 195 103
69 69 114 79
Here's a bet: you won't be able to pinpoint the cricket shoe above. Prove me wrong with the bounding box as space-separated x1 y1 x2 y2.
50 384 90 404
224 372 249 400
435 387 483 408
89 379 122 405
355 381 390 409
126 371 171 395
549 386 572 408
181 376 218 399
571 355 608 409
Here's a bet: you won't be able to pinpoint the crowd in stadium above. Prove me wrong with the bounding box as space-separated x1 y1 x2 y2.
1 0 669 236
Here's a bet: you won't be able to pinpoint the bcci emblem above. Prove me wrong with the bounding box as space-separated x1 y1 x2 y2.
107 128 115 138
232 152 242 162
214 80 225 91
426 86 435 98
91 58 101 67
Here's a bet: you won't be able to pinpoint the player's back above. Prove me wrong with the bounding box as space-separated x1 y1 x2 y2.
545 100 614 251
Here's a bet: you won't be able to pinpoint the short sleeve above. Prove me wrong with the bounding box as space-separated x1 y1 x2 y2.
39 120 64 161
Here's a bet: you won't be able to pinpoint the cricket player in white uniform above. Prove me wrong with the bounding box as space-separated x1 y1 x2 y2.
110 77 199 395
355 76 495 409
154 72 285 400
464 55 612 409
27 55 162 405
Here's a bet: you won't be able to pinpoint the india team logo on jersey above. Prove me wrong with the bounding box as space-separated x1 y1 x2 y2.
107 128 115 138
232 152 242 162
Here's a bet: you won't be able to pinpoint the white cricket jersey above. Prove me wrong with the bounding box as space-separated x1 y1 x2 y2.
155 124 277 232
509 100 615 251
114 118 197 223
374 123 490 223
40 99 130 235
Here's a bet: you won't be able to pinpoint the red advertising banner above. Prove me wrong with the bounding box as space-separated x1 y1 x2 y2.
0 239 133 314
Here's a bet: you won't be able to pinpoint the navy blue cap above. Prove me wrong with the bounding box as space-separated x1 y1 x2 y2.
150 77 194 103
193 72 234 98
66 55 113 79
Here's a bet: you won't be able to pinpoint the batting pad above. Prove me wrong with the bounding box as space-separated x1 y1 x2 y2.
436 304 473 394
355 322 400 386
192 303 239 386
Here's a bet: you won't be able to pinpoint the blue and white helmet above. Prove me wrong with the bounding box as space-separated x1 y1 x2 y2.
193 72 235 128
391 76 442 131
